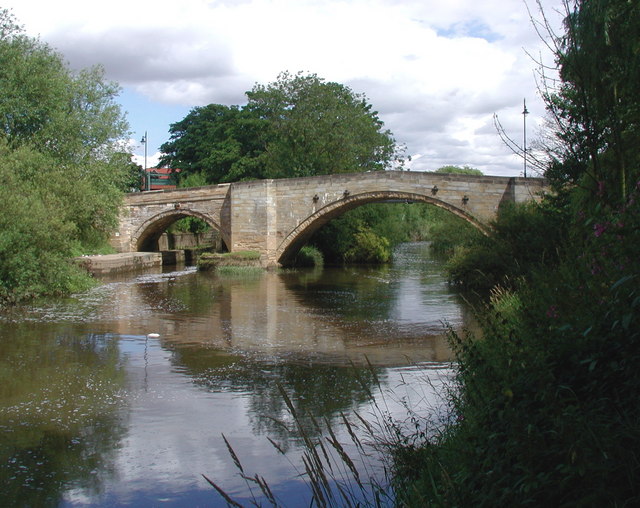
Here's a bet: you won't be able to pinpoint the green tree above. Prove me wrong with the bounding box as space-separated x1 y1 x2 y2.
540 0 640 203
434 165 483 175
158 104 266 184
0 9 130 302
246 71 398 178
393 2 640 504
159 72 401 184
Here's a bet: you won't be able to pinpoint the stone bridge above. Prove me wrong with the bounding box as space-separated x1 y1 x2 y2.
110 171 547 267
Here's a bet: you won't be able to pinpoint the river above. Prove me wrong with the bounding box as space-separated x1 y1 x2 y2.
0 242 474 507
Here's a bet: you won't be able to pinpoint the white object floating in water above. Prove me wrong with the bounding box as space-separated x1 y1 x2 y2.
146 333 160 338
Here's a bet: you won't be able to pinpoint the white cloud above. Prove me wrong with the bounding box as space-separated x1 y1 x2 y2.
132 152 162 169
4 0 565 176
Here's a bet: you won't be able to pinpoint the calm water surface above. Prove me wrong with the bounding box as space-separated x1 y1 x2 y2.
0 243 473 507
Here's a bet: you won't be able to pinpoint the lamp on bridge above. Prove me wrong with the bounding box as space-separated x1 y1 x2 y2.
462 195 469 206
313 194 319 203
343 189 350 198
431 185 439 196
141 131 149 191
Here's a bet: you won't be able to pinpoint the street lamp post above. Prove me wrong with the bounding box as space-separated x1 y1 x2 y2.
522 99 529 178
141 131 149 190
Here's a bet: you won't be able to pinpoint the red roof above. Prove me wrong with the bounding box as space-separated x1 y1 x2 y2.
142 168 180 191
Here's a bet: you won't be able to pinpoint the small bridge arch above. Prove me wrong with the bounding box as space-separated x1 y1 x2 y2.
275 190 489 265
132 208 228 252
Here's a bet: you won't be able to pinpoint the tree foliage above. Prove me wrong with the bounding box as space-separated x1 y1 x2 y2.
393 1 640 504
247 71 398 178
434 165 483 175
540 0 640 203
0 9 130 303
158 104 266 184
159 71 401 184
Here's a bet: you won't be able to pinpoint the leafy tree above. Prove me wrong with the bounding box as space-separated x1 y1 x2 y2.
539 0 640 203
159 72 401 183
246 71 398 178
434 165 483 175
158 104 266 184
177 170 208 188
0 9 130 302
393 2 640 504
123 155 145 192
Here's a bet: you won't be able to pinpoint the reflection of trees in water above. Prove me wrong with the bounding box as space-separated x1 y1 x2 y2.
172 346 383 448
279 267 397 323
135 270 229 316
281 245 475 344
0 327 127 506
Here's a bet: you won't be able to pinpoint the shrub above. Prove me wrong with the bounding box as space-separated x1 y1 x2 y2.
428 214 483 257
0 148 96 304
392 184 640 506
343 227 391 264
293 245 324 268
445 200 567 293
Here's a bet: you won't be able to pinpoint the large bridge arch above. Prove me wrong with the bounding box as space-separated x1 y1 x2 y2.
275 190 490 266
132 209 229 252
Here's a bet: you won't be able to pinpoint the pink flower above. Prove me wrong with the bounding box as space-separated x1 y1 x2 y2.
593 222 609 237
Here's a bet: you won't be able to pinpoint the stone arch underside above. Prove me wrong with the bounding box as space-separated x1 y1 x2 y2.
276 191 489 266
132 209 229 252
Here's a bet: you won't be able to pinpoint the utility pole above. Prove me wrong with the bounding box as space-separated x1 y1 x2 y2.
522 99 529 178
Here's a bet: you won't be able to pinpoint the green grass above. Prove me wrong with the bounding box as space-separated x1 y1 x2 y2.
223 250 261 260
216 266 264 277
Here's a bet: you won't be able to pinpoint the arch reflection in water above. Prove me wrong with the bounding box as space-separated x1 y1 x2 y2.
115 245 467 365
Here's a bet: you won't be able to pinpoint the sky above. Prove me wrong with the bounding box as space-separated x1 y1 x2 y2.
4 0 565 176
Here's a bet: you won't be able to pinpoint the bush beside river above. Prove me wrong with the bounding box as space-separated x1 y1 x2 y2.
392 192 640 506
390 0 640 503
0 9 134 305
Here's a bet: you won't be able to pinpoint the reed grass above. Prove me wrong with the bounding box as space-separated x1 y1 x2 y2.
205 360 453 507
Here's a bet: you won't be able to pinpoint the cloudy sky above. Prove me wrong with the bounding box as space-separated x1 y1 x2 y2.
4 0 565 176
